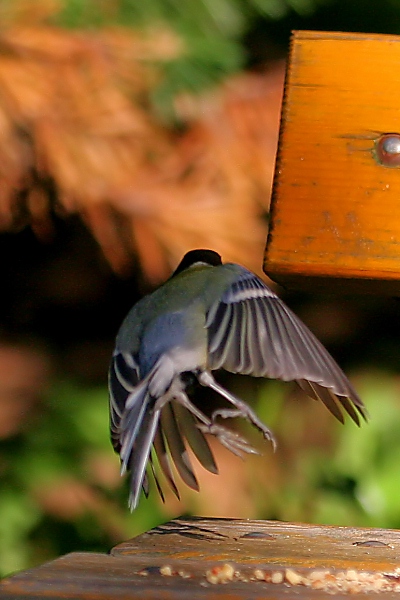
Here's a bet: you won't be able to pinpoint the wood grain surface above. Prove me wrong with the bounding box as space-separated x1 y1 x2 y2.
265 30 400 294
2 517 400 598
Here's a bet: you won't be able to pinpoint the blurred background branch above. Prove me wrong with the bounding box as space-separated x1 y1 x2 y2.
2 0 400 580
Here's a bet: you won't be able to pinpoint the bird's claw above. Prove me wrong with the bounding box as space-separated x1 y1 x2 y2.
197 422 259 457
211 406 276 451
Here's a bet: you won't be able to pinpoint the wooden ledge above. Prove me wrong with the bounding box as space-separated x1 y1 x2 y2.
2 518 400 598
265 30 400 294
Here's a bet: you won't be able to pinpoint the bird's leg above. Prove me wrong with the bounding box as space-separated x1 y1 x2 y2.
154 378 212 426
154 377 262 458
159 378 259 458
168 389 258 457
173 392 211 426
176 391 260 457
197 371 277 450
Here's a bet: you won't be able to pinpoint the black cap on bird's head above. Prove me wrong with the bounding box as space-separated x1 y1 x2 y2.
172 249 222 277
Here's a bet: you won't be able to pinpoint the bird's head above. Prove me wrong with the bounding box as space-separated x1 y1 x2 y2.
171 249 222 278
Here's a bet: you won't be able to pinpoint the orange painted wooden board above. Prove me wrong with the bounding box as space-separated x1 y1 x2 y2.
265 30 400 293
3 518 400 598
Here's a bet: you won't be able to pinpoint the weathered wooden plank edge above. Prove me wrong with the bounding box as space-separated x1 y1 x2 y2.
292 30 400 43
2 550 398 600
3 518 400 599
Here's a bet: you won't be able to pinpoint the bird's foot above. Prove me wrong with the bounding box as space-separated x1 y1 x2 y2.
197 370 276 450
197 422 259 457
212 405 276 450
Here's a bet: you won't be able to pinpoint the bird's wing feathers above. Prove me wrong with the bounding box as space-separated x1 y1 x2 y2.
206 266 366 423
109 351 141 452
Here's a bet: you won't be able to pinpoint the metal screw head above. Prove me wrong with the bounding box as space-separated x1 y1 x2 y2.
375 133 400 167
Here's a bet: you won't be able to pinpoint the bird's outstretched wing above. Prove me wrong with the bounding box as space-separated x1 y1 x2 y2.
205 266 366 424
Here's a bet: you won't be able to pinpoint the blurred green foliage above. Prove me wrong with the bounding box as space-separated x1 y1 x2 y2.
48 0 400 119
52 0 328 118
2 370 400 578
56 0 325 34
0 381 164 578
253 372 400 528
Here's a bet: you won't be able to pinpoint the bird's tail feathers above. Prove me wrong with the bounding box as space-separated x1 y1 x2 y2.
172 403 218 475
159 403 199 491
119 381 151 472
127 404 160 511
152 401 219 500
152 427 180 500
120 380 219 507
118 381 161 511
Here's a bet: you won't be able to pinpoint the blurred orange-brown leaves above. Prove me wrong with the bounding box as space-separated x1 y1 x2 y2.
0 343 50 439
0 22 284 282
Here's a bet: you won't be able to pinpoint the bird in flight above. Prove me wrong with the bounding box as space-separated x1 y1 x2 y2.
109 249 366 509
